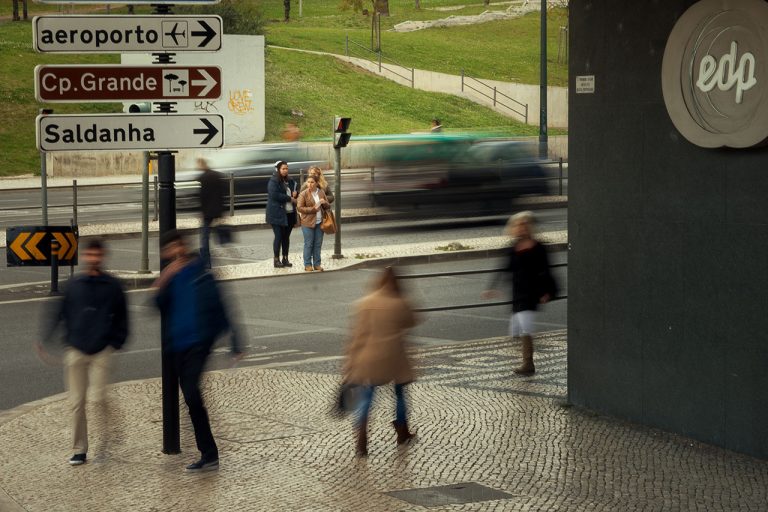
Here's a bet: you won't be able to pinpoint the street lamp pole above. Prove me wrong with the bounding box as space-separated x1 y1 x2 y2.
539 0 549 160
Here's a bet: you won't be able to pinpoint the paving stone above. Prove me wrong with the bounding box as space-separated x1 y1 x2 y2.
0 332 766 511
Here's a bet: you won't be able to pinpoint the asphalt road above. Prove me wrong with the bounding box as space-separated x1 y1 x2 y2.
0 254 567 412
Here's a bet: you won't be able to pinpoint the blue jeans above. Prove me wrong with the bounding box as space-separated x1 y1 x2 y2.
302 224 324 267
356 384 408 427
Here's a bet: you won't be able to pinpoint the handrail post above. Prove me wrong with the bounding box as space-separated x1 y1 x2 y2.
493 87 497 107
345 35 349 57
153 175 158 221
411 67 414 88
72 179 78 227
558 157 563 196
378 51 382 72
461 68 464 92
525 104 529 124
229 173 235 217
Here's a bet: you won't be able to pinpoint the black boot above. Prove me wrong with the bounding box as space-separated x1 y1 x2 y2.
392 420 416 445
273 257 284 268
356 419 368 457
281 256 293 267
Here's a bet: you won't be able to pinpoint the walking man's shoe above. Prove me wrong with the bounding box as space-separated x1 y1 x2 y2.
69 453 87 466
185 458 219 473
304 266 314 272
313 266 324 272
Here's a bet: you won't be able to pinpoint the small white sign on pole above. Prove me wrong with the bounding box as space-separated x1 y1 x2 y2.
575 75 596 94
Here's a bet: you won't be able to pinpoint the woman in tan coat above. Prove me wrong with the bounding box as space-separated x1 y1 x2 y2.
296 176 330 272
344 267 418 456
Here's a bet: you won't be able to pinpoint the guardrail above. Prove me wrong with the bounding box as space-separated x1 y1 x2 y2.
400 263 568 313
345 36 415 88
0 161 568 222
461 70 529 124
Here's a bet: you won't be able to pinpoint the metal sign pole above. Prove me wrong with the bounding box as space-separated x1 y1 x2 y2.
50 239 59 295
140 151 150 274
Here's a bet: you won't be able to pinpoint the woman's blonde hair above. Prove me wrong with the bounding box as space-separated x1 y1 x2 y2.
308 166 328 190
504 210 536 237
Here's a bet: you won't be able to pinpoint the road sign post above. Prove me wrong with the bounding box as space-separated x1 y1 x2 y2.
50 239 60 295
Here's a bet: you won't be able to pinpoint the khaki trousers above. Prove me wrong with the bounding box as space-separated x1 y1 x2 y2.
65 347 112 454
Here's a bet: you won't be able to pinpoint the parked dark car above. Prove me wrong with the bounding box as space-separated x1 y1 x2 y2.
369 135 549 216
176 143 328 210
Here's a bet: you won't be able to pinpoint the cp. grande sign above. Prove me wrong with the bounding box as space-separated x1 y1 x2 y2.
661 0 768 148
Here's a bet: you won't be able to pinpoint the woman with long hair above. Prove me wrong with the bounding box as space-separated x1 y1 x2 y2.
297 175 330 272
265 161 298 268
300 166 334 204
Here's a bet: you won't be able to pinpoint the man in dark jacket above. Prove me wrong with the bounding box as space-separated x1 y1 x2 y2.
38 238 128 466
197 158 227 269
153 229 243 473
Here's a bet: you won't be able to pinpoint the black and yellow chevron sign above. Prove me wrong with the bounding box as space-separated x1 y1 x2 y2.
6 226 78 267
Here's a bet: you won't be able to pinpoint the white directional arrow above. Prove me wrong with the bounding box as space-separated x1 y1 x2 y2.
192 69 217 97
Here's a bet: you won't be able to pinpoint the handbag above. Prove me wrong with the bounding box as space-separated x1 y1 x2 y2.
331 381 361 417
320 209 337 234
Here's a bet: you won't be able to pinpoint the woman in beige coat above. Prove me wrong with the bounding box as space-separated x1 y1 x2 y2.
344 267 418 456
296 176 330 272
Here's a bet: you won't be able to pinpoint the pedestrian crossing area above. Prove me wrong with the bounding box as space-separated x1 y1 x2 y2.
411 330 567 398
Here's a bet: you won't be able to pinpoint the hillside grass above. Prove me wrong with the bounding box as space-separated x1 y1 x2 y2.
265 47 540 140
265 0 569 86
0 17 547 176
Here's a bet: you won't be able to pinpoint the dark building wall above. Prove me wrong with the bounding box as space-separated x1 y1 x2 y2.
568 0 768 458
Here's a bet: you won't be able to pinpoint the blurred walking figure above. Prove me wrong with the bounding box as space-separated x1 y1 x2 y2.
197 157 227 269
153 230 243 473
281 122 301 142
430 118 443 133
483 211 558 375
38 238 128 466
266 160 299 268
300 166 335 205
297 175 330 272
344 267 419 457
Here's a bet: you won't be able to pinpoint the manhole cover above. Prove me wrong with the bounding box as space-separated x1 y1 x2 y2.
386 482 515 507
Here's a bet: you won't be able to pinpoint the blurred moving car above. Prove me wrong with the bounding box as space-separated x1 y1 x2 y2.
368 134 549 216
176 143 328 210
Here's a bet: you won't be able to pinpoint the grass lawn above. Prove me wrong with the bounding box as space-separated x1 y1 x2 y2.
265 0 569 86
265 47 539 140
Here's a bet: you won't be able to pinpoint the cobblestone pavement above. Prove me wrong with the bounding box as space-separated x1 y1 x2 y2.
1 331 766 511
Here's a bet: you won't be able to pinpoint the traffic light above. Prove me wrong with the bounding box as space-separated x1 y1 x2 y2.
333 116 352 149
123 102 152 113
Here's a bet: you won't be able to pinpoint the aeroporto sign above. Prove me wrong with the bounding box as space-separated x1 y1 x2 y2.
35 65 221 102
33 16 222 53
662 0 768 148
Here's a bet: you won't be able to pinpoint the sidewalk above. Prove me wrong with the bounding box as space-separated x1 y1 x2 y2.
1 331 766 511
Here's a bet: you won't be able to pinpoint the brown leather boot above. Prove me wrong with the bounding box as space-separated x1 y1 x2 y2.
356 420 368 457
513 335 535 375
392 420 415 445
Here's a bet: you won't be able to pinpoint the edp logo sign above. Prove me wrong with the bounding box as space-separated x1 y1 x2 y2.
662 0 768 148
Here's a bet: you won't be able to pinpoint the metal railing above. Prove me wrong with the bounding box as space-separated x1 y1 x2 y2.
461 69 529 124
400 263 568 313
345 36 415 88
0 162 568 225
